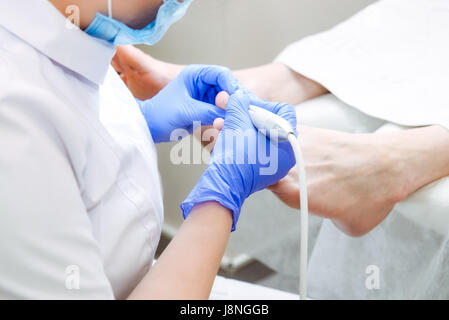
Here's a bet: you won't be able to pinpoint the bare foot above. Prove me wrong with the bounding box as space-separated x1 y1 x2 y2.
197 91 228 151
112 45 184 100
112 47 232 152
268 126 409 237
212 91 227 131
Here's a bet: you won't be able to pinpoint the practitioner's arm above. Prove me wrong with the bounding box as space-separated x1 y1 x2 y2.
128 201 232 300
128 92 297 299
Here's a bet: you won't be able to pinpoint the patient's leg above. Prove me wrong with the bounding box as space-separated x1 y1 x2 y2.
112 46 327 105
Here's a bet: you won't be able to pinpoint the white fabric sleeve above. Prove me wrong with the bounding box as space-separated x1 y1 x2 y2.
0 86 114 299
275 0 449 129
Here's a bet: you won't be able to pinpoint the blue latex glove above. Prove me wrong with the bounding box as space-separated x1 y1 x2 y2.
181 91 297 231
138 64 240 143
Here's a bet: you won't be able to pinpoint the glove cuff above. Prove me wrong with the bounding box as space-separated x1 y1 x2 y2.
136 98 165 144
180 163 246 232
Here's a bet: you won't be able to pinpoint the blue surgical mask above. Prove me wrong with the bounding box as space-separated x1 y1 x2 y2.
85 0 192 46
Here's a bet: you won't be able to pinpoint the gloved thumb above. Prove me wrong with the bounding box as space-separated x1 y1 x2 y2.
224 91 252 123
186 98 226 126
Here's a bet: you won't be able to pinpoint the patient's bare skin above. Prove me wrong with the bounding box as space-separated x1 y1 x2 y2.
111 45 449 237
112 45 327 104
214 92 449 236
111 45 326 149
112 45 182 100
270 127 407 237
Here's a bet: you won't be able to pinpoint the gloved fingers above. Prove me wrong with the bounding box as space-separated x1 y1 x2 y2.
181 65 242 106
224 91 252 121
208 106 226 120
249 98 298 134
196 65 240 94
199 89 229 120
192 82 219 106
188 99 227 125
203 87 230 110
277 104 298 135
205 86 220 106
249 96 277 111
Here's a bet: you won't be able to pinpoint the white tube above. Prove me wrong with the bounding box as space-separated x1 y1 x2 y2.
288 133 308 300
108 0 113 18
248 105 308 300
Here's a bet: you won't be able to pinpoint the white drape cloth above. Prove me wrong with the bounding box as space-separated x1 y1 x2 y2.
275 0 449 299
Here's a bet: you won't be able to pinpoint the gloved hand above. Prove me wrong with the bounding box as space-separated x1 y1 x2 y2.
181 91 297 231
138 64 240 143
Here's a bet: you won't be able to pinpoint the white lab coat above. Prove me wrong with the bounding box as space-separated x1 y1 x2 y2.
0 1 164 299
275 0 449 299
0 0 300 300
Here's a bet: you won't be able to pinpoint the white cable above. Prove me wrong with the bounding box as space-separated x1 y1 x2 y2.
288 133 308 300
248 105 309 300
108 0 113 18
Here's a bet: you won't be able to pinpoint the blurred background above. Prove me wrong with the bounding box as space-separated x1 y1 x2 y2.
143 0 376 293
